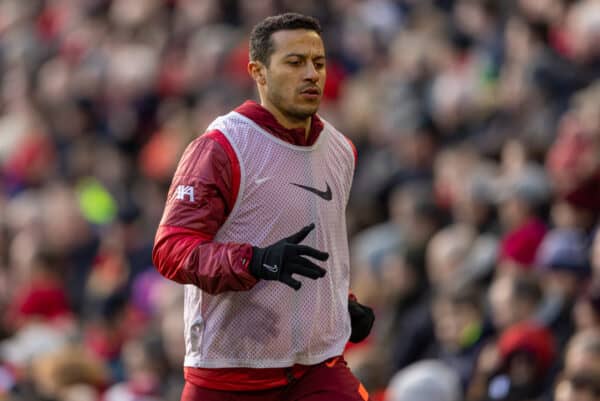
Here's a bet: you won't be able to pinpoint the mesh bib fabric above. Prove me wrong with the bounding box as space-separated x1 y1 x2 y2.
183 111 355 368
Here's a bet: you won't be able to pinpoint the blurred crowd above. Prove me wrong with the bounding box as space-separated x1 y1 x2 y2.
0 0 600 400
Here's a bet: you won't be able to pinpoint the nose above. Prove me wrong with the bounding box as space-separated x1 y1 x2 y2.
304 62 319 82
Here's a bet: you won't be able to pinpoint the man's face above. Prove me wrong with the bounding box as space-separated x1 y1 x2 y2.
489 275 517 329
261 29 326 124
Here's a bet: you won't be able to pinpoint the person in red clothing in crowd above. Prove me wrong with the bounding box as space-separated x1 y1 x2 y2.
152 12 374 401
6 247 73 330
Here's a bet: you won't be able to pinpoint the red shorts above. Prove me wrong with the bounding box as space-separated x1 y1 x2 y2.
180 357 370 401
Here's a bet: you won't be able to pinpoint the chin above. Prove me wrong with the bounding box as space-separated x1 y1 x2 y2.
296 103 320 117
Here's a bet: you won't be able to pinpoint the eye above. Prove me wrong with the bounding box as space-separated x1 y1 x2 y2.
314 62 325 69
287 60 301 66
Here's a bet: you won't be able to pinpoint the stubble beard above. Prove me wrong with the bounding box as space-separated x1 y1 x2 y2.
268 88 319 124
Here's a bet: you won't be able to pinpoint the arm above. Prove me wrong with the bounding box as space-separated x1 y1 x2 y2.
152 130 258 294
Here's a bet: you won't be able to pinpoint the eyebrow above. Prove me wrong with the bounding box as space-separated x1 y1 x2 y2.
283 53 326 60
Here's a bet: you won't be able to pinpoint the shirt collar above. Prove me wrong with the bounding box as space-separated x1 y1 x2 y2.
234 100 324 146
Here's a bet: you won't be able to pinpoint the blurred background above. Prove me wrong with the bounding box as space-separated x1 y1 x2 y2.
1 0 600 400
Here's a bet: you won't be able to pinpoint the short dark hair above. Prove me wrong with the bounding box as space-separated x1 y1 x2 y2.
512 275 543 305
249 13 322 66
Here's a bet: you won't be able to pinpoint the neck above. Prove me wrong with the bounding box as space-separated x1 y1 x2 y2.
260 100 312 139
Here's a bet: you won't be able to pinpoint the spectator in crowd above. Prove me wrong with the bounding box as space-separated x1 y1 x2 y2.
573 281 600 331
385 359 463 401
102 333 169 401
488 273 543 332
467 322 556 401
496 161 549 275
388 223 477 375
29 345 108 401
429 283 490 390
535 228 592 348
554 329 600 401
5 247 72 331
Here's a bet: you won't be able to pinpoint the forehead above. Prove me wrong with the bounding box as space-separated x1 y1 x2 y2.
270 29 324 56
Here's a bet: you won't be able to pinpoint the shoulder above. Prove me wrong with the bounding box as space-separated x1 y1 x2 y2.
176 129 238 177
320 118 358 167
171 128 242 210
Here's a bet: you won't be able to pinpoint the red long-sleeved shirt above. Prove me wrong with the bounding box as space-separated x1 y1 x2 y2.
152 100 357 390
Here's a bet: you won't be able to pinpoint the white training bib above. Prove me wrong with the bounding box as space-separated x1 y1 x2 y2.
183 111 355 368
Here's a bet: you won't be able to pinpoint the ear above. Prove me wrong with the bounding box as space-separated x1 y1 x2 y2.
248 61 267 86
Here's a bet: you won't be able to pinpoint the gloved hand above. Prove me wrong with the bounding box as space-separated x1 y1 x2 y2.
348 298 375 343
249 223 328 290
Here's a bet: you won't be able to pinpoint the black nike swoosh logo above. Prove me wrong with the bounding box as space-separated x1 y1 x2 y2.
290 182 332 201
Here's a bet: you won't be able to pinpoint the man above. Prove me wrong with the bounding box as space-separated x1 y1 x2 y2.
152 12 374 401
553 329 600 401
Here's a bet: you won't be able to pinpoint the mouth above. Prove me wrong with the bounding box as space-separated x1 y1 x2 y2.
299 87 321 99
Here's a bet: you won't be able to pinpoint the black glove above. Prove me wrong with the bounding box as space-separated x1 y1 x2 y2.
348 299 375 343
249 223 328 290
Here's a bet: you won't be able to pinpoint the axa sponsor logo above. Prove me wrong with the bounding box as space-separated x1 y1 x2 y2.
174 185 194 202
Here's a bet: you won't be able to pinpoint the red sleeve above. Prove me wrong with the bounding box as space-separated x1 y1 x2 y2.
152 130 258 294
